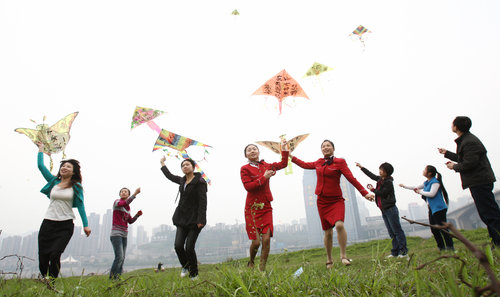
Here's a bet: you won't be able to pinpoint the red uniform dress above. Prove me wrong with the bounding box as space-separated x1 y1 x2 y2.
241 151 289 240
292 156 369 230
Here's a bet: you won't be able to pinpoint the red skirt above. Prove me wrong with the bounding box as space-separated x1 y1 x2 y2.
317 195 345 230
244 202 273 240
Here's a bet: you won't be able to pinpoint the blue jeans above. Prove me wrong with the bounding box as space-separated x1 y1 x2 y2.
110 236 127 279
382 206 408 256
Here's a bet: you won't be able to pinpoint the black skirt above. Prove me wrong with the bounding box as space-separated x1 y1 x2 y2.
38 219 74 255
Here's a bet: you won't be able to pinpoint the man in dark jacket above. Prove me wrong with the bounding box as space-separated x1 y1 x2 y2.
439 116 500 246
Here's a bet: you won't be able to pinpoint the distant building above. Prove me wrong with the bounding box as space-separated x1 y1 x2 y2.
448 190 500 230
408 202 428 220
98 209 113 253
136 225 149 246
302 170 367 246
0 235 22 256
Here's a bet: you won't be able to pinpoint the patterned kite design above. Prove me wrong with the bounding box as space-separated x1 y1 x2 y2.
153 129 212 152
349 25 372 49
131 106 165 133
252 69 309 114
15 112 79 171
256 134 309 175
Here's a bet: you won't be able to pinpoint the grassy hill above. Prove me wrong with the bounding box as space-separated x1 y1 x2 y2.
2 228 499 296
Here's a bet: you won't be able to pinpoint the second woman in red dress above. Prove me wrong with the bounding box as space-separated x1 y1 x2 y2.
292 140 374 268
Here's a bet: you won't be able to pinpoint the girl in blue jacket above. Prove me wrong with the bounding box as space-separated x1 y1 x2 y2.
400 165 454 251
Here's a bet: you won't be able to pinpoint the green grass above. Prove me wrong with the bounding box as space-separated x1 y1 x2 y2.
2 228 500 296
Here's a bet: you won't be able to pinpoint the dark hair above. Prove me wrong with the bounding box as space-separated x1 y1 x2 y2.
181 158 196 169
244 144 258 158
453 116 472 133
321 140 335 149
379 162 394 176
119 187 130 196
57 159 82 188
425 165 449 205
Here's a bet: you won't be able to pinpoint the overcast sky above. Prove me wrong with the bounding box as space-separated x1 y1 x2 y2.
1 0 499 237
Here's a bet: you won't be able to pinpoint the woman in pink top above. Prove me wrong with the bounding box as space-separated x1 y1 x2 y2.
109 187 142 280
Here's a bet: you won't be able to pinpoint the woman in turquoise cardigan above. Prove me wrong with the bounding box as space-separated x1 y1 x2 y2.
37 143 91 281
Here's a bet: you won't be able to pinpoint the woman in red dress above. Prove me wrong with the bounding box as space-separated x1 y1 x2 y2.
240 140 288 271
292 140 374 268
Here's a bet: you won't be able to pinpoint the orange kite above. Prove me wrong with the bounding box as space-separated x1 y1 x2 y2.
252 69 309 114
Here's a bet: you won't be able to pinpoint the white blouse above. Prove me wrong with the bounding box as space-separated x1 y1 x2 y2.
44 184 75 221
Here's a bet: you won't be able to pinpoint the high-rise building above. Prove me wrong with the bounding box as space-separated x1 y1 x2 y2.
408 202 427 221
136 225 149 246
0 235 22 256
302 170 323 246
98 209 113 252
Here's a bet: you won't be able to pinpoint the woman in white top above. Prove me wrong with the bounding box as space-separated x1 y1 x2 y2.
36 143 91 281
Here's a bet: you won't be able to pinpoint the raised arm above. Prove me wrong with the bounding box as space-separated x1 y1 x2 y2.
417 183 440 198
267 151 290 171
451 142 484 172
160 157 182 185
399 183 424 190
37 143 54 182
291 156 317 169
339 159 369 197
439 148 458 162
357 165 380 182
115 188 140 207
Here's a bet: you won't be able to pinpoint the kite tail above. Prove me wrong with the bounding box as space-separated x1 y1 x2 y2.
147 121 162 134
49 155 54 172
279 101 283 115
284 157 293 175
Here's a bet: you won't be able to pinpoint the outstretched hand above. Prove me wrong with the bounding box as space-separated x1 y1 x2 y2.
437 148 447 155
355 162 363 168
134 187 141 196
136 210 143 216
160 156 166 166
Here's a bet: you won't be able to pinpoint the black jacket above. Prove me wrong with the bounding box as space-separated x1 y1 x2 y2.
444 132 496 189
360 167 396 211
161 166 207 228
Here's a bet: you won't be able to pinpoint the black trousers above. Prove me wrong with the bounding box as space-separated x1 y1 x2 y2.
38 219 74 278
428 208 454 250
469 183 500 245
174 226 201 277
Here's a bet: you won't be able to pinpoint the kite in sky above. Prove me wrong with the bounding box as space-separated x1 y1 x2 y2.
252 69 309 114
131 106 165 133
15 112 79 171
256 133 309 174
231 9 239 16
350 25 372 49
153 129 212 184
304 62 334 92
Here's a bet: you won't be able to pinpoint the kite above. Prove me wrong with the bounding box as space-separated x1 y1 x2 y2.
153 129 212 152
131 106 165 133
256 133 309 175
153 129 213 184
303 62 334 92
304 62 333 78
231 9 240 16
15 112 79 171
349 25 372 49
252 69 309 114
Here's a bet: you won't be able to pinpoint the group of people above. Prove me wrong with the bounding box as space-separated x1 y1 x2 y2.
33 116 500 282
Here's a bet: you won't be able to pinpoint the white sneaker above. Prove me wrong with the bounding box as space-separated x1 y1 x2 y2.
386 254 395 259
397 254 408 258
190 275 198 281
180 268 189 278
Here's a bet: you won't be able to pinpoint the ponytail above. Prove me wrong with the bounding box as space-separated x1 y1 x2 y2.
436 171 449 205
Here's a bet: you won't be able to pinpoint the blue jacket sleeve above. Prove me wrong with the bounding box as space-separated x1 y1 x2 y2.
38 152 54 182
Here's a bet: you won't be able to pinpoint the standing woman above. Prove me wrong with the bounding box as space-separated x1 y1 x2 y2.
109 187 143 279
399 165 454 251
240 141 288 271
160 156 207 280
291 140 374 267
36 143 91 281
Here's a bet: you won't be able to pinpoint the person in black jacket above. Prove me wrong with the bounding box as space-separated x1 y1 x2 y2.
356 162 408 258
439 116 500 246
160 156 207 279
